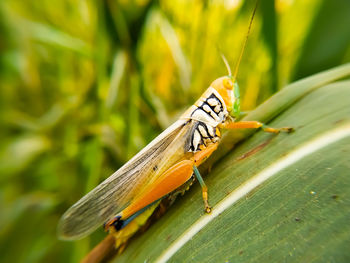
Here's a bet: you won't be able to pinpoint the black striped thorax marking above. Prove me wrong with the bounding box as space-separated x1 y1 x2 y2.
188 121 220 152
190 93 227 124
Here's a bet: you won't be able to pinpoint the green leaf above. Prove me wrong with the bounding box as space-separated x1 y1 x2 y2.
114 64 350 262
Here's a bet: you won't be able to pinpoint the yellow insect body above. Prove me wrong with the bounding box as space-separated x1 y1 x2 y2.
58 76 236 241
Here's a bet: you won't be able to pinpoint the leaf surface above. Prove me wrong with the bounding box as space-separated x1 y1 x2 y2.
115 65 350 262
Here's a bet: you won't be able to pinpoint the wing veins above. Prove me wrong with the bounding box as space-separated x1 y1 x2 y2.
58 120 192 239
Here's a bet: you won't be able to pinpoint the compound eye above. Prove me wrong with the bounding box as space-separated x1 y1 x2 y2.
223 78 234 90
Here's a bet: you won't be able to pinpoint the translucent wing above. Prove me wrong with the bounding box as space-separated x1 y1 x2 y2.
58 119 194 240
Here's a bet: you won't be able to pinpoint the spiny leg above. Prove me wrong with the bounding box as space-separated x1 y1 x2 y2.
193 165 211 213
220 121 293 133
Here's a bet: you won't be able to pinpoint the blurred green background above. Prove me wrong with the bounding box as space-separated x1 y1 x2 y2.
0 0 349 262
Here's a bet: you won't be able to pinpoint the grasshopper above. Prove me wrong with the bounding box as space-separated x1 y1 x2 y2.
58 1 291 257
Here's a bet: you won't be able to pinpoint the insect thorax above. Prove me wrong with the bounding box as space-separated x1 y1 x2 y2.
185 88 228 152
187 121 220 152
190 88 228 125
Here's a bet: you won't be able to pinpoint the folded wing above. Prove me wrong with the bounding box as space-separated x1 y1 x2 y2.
58 119 194 240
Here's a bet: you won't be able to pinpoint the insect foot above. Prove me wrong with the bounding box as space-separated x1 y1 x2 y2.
262 124 294 134
205 206 212 213
281 127 294 133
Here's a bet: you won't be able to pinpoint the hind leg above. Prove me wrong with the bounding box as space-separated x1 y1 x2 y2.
104 159 195 232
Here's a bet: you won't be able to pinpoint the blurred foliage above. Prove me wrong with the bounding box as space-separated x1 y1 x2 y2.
0 0 349 262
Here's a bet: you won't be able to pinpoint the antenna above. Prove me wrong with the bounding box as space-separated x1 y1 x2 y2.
220 53 232 76
232 0 259 80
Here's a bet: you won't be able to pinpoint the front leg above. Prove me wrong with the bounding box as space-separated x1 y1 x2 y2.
220 121 293 133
